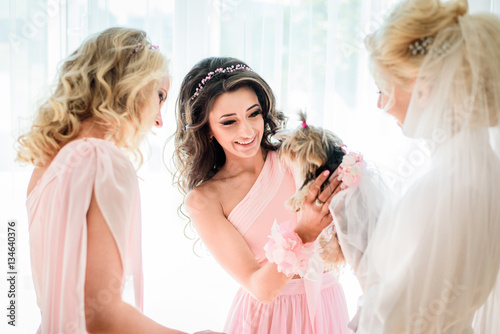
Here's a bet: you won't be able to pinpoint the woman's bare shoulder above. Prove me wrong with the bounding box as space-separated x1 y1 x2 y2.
185 179 223 215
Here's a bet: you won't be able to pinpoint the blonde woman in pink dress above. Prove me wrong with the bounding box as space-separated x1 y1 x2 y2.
174 57 350 334
17 27 223 334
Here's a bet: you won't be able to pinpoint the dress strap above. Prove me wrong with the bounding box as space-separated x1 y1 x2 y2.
228 151 286 235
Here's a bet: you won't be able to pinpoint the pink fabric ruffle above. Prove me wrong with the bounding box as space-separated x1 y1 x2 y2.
264 220 316 277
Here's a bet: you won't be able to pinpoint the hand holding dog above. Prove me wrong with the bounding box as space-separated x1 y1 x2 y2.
294 169 343 243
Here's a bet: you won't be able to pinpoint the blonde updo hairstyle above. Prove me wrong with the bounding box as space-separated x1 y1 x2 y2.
365 0 468 94
17 27 169 166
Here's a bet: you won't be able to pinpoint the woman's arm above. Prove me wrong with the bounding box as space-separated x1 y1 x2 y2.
84 190 188 334
186 171 340 304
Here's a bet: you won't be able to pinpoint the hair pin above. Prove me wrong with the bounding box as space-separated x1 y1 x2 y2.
409 37 434 56
431 40 451 58
131 42 159 54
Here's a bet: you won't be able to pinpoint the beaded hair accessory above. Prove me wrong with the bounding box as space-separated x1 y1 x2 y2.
431 40 452 58
409 37 434 56
131 42 159 54
191 64 253 100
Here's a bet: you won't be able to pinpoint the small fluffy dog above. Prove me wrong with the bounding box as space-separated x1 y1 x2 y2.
278 112 346 268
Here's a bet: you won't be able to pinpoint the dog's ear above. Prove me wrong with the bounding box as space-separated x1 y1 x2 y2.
303 140 326 167
285 196 302 213
286 181 313 212
292 135 327 181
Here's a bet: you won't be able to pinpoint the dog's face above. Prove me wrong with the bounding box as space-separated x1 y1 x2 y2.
280 128 345 191
301 142 345 192
279 126 345 212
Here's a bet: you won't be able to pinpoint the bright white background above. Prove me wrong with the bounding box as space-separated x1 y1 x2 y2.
1 0 499 333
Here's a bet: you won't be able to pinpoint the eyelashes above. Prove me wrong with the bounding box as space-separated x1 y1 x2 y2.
219 109 262 126
159 91 167 104
250 109 262 117
221 120 236 126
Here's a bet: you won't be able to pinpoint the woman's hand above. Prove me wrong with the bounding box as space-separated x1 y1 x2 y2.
294 169 343 243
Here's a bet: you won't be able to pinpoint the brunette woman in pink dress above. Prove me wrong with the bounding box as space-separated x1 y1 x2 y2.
17 27 222 334
174 57 350 334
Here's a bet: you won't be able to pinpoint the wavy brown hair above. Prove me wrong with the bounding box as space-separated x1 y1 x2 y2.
17 27 169 166
173 57 286 196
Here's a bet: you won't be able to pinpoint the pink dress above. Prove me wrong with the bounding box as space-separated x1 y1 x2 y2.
26 138 144 334
224 150 349 334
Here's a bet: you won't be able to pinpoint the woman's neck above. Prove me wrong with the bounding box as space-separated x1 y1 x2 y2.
74 118 109 141
218 148 267 179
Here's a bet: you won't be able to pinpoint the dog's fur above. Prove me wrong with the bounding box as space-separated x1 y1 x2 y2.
278 112 346 268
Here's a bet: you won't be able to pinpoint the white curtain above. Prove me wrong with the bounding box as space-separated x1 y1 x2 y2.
1 0 499 332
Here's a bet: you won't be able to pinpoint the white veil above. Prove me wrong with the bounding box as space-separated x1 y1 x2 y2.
356 12 500 334
329 161 390 275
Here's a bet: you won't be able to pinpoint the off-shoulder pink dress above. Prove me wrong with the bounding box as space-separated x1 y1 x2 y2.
224 150 349 334
26 138 143 334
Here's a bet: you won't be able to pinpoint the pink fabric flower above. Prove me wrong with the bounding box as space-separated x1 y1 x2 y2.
264 220 316 277
337 152 365 190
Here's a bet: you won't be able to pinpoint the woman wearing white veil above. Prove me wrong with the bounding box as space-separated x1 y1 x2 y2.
337 0 500 332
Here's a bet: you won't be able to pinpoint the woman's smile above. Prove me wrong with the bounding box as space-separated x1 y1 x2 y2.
209 86 264 159
235 135 256 146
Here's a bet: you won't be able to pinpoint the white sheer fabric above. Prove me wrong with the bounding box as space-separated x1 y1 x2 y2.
356 12 500 334
2 0 500 332
329 162 390 275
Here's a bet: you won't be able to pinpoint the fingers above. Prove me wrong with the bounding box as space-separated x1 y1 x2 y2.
326 182 342 205
307 170 330 201
317 169 343 205
328 168 342 195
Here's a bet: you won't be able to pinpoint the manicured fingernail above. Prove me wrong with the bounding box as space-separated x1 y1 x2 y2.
323 170 330 176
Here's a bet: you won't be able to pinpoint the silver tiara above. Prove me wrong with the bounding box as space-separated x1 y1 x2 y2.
409 37 434 56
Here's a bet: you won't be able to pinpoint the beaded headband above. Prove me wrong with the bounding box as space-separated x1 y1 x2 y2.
131 42 159 54
191 64 253 100
409 37 433 56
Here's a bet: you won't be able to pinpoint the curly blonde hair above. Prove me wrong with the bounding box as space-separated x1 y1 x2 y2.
17 27 169 166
